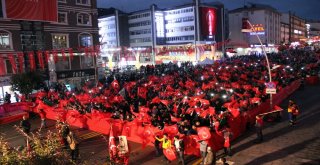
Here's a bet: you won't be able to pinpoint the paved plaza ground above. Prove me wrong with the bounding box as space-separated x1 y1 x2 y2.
1 84 320 165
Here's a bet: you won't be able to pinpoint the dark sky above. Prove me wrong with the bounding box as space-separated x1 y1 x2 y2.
97 0 320 20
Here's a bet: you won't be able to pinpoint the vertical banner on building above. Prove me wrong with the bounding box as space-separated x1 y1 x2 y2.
17 52 24 73
0 57 5 75
52 49 58 63
200 7 217 39
3 0 58 22
61 49 67 61
28 52 36 71
37 51 44 70
68 48 74 61
7 54 17 74
44 50 50 64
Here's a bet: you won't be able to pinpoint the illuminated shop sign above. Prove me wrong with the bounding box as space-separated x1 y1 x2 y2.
249 24 265 35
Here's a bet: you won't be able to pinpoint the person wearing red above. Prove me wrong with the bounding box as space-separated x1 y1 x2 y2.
255 115 264 143
223 129 232 156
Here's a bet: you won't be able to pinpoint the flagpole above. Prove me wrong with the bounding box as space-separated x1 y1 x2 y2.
245 20 273 111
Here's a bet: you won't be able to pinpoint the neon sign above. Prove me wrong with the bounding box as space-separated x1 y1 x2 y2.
249 24 265 35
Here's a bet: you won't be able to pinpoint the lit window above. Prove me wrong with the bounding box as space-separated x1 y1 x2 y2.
0 30 12 50
77 13 91 25
76 0 90 6
52 34 68 49
58 12 68 24
79 33 92 47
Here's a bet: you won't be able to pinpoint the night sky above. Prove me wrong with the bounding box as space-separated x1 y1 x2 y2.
97 0 320 21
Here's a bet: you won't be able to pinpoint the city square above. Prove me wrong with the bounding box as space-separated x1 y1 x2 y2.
0 0 320 165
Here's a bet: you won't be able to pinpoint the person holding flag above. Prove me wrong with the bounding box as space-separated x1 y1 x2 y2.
155 133 173 164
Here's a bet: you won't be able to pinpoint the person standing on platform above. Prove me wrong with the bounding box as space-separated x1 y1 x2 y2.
20 115 31 135
255 115 264 143
174 135 185 165
198 140 208 165
155 133 172 164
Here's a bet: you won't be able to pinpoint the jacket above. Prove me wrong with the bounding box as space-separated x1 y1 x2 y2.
155 137 171 149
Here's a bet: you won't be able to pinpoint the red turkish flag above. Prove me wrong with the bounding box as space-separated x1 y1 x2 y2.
111 79 120 91
52 50 58 63
197 127 211 140
37 51 44 69
68 48 74 61
7 54 17 74
138 87 147 99
109 125 117 161
17 52 24 73
4 0 58 22
61 49 67 61
28 52 36 71
163 148 177 161
0 57 5 75
44 51 50 64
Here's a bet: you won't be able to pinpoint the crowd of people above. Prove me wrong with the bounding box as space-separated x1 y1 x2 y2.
20 49 319 163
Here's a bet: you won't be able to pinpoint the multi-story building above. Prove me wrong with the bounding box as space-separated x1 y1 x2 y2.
228 3 281 54
0 0 99 98
281 12 307 43
98 0 228 68
280 22 290 44
98 8 129 69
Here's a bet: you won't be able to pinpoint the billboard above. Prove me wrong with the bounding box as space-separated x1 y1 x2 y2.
2 0 57 22
200 7 217 39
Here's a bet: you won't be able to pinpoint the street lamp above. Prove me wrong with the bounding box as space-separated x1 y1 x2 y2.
242 20 273 110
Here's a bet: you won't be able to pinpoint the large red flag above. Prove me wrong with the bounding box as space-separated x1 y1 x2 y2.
52 49 58 63
44 51 50 64
61 49 67 61
17 52 24 73
138 87 147 99
37 51 44 70
0 57 5 75
111 79 120 91
7 54 17 74
28 52 36 71
109 125 117 161
68 48 74 61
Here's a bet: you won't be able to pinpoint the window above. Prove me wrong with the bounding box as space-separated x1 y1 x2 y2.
76 0 90 6
79 33 92 47
58 12 68 24
0 30 12 50
77 13 91 25
58 0 66 3
52 34 68 49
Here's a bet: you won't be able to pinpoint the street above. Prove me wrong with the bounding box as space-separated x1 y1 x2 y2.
1 84 320 165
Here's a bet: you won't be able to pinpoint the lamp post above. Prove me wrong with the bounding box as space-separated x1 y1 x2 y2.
242 20 273 110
